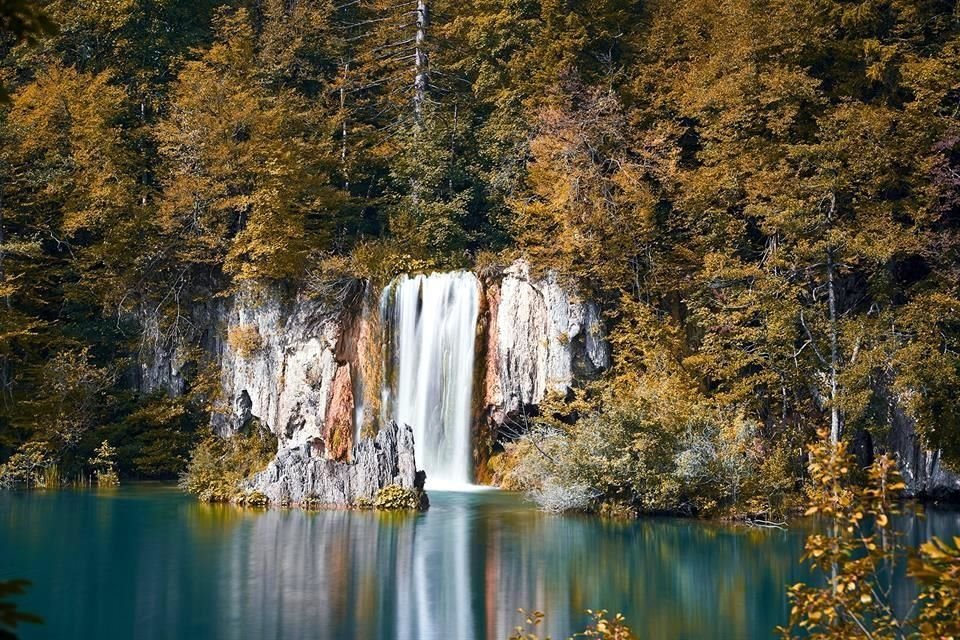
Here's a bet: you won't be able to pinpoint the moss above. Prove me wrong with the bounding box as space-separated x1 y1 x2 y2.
373 484 424 511
301 494 324 510
227 324 263 359
236 491 269 507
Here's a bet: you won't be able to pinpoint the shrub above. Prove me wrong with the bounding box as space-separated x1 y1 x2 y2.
180 426 277 502
505 385 788 517
0 441 51 488
529 478 597 513
90 440 119 487
301 494 324 510
373 484 422 510
509 609 636 640
227 324 262 359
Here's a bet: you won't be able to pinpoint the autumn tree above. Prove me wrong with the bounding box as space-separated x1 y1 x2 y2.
154 7 342 293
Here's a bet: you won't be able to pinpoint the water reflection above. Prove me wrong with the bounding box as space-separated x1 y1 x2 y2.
1 487 957 640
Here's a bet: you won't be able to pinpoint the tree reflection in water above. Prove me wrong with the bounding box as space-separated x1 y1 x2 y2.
0 487 957 640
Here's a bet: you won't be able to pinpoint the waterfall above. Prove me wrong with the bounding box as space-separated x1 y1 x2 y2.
380 271 479 489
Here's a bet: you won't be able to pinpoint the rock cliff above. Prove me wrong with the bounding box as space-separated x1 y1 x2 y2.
482 260 610 427
245 421 423 507
212 289 371 461
888 404 960 499
139 263 960 500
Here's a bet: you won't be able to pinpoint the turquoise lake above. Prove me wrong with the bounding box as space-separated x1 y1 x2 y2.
1 486 957 640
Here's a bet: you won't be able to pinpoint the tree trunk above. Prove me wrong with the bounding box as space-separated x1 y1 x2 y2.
340 61 350 191
827 247 840 444
413 0 428 127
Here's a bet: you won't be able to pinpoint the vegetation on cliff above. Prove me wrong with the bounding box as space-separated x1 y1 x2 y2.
180 423 276 502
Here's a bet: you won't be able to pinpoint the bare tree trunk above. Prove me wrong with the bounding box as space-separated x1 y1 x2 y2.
822 192 841 445
413 0 428 127
409 0 429 205
0 185 9 408
828 247 840 443
340 60 350 191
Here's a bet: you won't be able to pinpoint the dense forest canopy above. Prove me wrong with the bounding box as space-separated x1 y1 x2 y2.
0 0 957 505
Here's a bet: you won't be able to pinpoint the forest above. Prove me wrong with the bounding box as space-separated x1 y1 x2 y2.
0 0 958 516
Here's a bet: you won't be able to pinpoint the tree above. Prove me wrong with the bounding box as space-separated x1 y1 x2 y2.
155 8 328 286
780 431 960 639
90 439 118 486
27 348 112 454
0 0 57 101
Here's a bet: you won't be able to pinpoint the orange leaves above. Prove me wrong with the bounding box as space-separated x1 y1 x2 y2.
782 434 960 639
908 536 960 638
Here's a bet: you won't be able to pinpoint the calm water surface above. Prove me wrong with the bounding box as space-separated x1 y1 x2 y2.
1 486 957 640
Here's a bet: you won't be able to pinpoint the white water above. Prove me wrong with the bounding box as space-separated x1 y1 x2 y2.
380 271 480 489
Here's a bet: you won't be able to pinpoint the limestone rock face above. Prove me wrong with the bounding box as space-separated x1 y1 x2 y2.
888 403 960 498
214 291 345 451
488 260 610 418
245 421 422 506
136 301 221 396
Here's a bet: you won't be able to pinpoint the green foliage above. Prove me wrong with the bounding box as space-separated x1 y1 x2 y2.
180 426 277 503
779 431 960 639
94 392 202 480
373 484 423 511
0 579 42 639
29 348 114 452
0 0 57 102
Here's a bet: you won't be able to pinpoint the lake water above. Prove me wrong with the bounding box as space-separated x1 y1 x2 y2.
1 486 957 640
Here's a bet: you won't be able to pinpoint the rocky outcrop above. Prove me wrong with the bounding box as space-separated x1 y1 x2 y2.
245 421 424 507
136 300 222 396
888 403 960 499
484 260 610 422
213 291 343 447
139 260 610 491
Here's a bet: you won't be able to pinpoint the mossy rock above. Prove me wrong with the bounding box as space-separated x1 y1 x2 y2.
373 484 424 511
236 491 269 507
301 494 324 510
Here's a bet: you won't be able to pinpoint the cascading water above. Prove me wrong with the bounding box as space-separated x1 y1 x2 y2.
380 271 479 489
